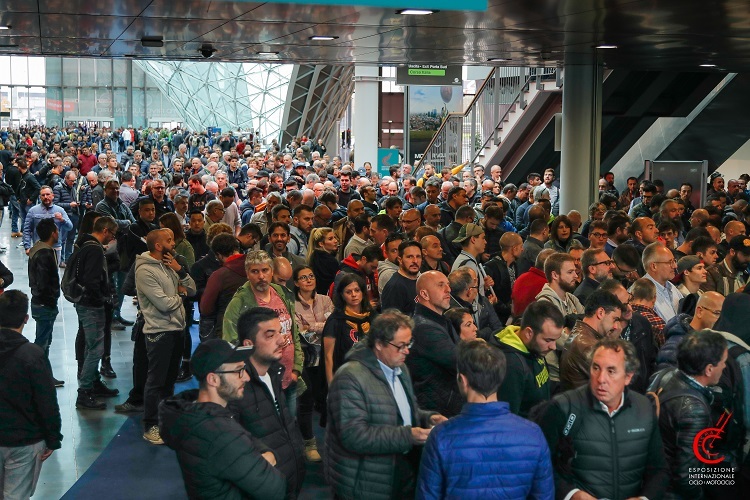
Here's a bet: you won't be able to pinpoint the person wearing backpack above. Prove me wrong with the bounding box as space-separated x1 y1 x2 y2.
72 215 120 410
647 330 728 499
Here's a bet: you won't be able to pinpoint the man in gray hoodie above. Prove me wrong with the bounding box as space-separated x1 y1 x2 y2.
135 228 196 445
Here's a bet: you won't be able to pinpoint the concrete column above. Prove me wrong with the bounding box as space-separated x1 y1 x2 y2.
559 52 603 216
352 66 379 171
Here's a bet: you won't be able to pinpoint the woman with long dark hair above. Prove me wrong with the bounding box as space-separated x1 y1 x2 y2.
293 266 334 461
322 273 375 385
544 214 575 253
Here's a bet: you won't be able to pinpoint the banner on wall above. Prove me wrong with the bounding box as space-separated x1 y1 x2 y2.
377 147 401 176
408 85 462 165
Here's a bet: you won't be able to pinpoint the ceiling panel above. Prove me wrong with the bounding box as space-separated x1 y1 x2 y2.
0 1 749 70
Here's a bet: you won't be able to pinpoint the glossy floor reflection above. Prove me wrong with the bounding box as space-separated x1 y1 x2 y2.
1 218 139 498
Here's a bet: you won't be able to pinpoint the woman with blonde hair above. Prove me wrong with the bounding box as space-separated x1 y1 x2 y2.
307 227 340 295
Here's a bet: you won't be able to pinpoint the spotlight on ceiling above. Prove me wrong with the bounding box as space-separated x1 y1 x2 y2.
309 36 338 41
595 44 618 49
397 9 436 15
488 58 511 62
141 36 164 48
0 26 12 30
700 63 717 68
257 51 279 56
199 44 216 58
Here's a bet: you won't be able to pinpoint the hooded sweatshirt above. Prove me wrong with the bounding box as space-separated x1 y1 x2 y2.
159 390 286 500
28 240 60 307
134 252 197 334
494 326 551 418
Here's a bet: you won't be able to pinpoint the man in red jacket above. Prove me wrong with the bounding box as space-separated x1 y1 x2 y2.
511 249 555 319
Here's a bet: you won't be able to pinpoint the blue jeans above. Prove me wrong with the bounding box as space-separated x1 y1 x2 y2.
284 384 298 421
75 304 105 390
18 202 31 233
9 195 20 233
31 304 58 358
0 440 46 500
60 213 78 262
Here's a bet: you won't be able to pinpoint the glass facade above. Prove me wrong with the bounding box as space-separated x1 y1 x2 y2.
0 56 294 145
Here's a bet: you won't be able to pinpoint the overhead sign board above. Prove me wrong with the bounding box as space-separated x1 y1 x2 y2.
396 65 462 86
230 1 487 11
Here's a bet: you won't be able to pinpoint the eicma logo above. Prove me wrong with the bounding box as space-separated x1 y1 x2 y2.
693 412 731 465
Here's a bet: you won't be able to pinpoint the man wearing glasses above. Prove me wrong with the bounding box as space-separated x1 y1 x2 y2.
148 178 174 219
159 339 286 499
575 249 614 304
642 242 684 322
325 310 446 500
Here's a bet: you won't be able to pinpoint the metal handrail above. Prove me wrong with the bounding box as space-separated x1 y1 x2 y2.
417 67 557 171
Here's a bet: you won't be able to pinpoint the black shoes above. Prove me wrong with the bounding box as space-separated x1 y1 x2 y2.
92 379 119 397
114 401 144 413
53 378 65 388
76 390 106 410
176 360 192 383
114 315 135 326
100 357 117 378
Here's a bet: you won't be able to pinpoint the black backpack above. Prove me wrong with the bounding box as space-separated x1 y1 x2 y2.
711 344 747 459
61 240 100 303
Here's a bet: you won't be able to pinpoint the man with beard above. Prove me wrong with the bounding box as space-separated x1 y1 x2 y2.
381 241 422 316
702 235 750 296
420 234 450 275
159 339 286 499
22 185 72 257
659 199 684 245
264 221 306 270
493 301 564 418
136 229 197 445
229 307 306 498
560 290 625 391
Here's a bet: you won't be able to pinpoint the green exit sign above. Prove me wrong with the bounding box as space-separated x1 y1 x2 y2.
408 68 446 76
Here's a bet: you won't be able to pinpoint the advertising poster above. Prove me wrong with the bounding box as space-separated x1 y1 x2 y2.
408 85 462 165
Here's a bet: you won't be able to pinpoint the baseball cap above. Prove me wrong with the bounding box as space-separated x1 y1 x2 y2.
191 339 253 381
729 235 750 255
453 222 485 243
677 255 701 275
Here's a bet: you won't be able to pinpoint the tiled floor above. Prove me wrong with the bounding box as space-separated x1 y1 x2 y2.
1 215 138 498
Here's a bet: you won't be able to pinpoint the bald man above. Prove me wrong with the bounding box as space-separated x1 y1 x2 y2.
718 220 747 260
272 256 294 288
407 271 464 417
420 234 450 275
484 232 523 324
657 291 725 369
423 204 442 231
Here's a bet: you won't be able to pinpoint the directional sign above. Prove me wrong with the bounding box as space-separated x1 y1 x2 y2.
396 65 462 86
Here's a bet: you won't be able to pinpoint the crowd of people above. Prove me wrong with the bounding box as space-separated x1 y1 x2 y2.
1 124 750 499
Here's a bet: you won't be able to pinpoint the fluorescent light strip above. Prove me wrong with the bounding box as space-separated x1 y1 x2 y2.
397 9 435 15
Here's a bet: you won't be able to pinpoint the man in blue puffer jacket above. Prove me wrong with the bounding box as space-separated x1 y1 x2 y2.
417 340 554 500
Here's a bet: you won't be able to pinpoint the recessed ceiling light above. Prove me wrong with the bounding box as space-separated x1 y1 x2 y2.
0 26 11 30
595 44 618 49
397 9 436 15
309 36 338 41
257 51 279 56
488 58 511 62
700 63 716 68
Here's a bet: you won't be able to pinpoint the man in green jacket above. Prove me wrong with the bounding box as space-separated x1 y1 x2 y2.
223 250 305 414
494 300 564 418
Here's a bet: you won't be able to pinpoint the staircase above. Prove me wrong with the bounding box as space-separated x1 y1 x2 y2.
419 67 562 170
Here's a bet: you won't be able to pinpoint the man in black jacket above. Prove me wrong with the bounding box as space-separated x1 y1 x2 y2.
648 330 728 499
574 248 613 304
159 339 286 499
537 339 669 500
27 218 64 386
407 271 464 417
74 215 120 410
16 159 41 232
229 307 306 499
0 290 63 499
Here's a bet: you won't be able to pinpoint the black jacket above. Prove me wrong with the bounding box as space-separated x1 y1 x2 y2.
191 250 222 301
536 385 669 500
573 277 600 305
483 254 516 324
406 303 464 417
228 362 305 498
17 169 41 205
160 390 287 500
28 241 60 307
656 313 694 371
74 234 110 308
0 259 13 291
186 230 210 261
0 328 62 450
647 368 715 499
621 313 658 393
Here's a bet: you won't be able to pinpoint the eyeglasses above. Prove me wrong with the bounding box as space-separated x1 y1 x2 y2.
387 339 414 352
654 260 677 266
593 260 614 266
297 274 315 281
401 219 421 224
590 232 607 238
214 365 247 377
698 306 722 316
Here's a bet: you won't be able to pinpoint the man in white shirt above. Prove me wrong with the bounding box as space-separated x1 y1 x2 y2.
642 242 683 322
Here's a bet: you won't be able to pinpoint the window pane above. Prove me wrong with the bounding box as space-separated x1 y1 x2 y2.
28 57 45 86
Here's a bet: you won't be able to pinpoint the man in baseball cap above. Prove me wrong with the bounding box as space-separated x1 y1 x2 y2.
451 222 494 297
158 339 286 498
